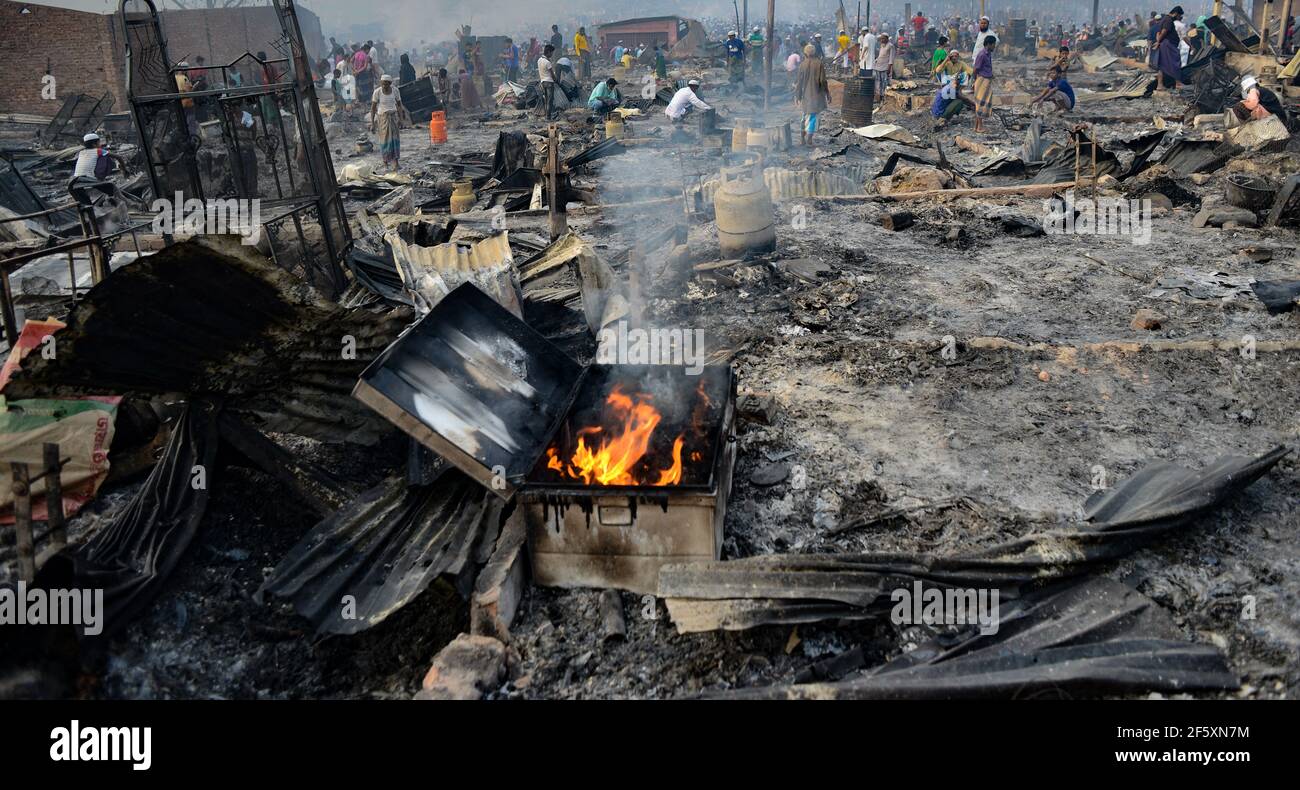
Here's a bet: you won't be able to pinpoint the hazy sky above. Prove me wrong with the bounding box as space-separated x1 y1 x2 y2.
28 1 1146 47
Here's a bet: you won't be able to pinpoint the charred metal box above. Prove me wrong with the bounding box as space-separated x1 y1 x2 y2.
354 284 737 594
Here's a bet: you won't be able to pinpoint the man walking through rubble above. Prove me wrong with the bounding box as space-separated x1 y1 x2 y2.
794 44 831 147
725 31 747 84
972 34 997 134
370 74 410 171
872 33 894 100
1153 6 1185 92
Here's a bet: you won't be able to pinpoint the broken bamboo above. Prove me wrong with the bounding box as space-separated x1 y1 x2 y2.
871 181 1079 202
600 589 627 641
43 443 66 551
10 462 34 582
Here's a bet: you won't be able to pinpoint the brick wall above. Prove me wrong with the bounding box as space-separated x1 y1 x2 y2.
0 1 325 117
0 2 126 118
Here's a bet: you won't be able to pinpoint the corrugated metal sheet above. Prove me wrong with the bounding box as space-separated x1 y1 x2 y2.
697 168 866 204
256 468 504 634
387 230 523 318
661 446 1289 633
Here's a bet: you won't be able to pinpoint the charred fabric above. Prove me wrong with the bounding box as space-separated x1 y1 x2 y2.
2 7 1300 701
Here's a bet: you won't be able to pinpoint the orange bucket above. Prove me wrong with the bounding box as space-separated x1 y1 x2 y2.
429 110 447 144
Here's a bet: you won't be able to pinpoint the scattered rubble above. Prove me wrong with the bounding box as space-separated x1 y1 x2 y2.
2 6 1299 704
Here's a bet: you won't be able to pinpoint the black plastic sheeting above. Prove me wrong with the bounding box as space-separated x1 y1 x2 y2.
256 468 504 635
33 399 220 638
4 237 412 445
1251 280 1300 314
660 446 1290 628
723 577 1238 699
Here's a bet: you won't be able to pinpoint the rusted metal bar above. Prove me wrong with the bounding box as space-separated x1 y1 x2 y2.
2 234 106 273
11 462 35 582
0 203 78 224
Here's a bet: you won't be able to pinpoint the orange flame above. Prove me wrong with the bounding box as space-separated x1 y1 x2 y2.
546 386 684 486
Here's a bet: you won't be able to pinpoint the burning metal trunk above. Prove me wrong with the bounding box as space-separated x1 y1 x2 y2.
523 365 735 593
353 284 737 594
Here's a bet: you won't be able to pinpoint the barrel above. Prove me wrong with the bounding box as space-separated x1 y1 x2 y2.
842 74 875 127
429 110 447 144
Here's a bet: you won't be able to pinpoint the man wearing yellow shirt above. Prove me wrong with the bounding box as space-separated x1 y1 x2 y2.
574 27 591 78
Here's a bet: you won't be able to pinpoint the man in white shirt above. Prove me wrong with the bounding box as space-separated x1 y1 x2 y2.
873 34 894 98
665 79 711 122
858 27 877 74
971 16 993 61
537 44 556 119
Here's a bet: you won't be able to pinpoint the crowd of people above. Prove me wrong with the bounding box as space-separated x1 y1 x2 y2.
305 7 1287 166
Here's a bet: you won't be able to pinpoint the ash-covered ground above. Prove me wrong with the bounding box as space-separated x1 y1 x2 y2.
5 51 1298 700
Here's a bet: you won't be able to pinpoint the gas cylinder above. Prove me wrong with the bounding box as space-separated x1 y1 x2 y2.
450 179 476 214
429 110 448 144
604 115 626 140
731 120 748 152
714 154 776 257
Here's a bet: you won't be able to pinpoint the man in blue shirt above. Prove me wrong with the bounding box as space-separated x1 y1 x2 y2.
500 38 520 82
725 31 746 83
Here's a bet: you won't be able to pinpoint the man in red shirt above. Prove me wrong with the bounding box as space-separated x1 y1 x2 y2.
911 11 928 44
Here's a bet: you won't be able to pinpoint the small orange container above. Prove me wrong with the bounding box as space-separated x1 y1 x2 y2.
429 110 447 144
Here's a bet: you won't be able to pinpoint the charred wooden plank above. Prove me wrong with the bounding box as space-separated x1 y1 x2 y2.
217 412 351 516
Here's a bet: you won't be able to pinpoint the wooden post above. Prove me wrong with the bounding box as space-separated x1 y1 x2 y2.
43 443 66 551
1280 0 1294 53
11 462 35 583
1074 132 1081 189
1260 0 1274 54
67 251 78 304
546 124 567 241
1091 136 1098 198
78 205 110 285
